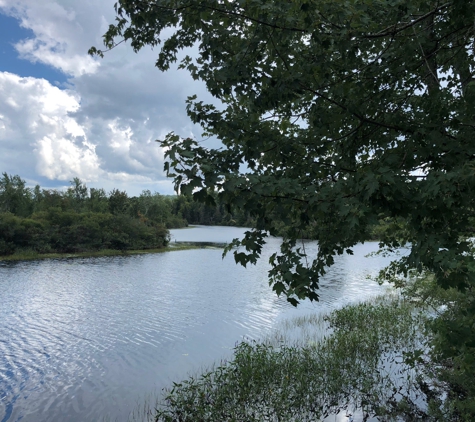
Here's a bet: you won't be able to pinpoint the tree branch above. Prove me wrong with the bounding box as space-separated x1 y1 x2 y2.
361 2 451 39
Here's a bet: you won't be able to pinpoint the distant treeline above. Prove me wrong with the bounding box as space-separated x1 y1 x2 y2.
0 173 253 257
0 172 392 258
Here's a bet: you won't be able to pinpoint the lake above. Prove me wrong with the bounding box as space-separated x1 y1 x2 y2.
0 226 395 422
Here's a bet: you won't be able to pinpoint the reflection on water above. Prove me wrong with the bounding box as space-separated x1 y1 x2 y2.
0 226 395 422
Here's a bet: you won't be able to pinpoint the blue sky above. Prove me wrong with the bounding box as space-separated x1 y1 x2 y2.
0 0 209 195
0 13 68 85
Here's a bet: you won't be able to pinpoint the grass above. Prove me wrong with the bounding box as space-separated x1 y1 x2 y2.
0 244 204 262
127 292 435 422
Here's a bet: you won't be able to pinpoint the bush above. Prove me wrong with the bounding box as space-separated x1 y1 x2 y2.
0 210 169 256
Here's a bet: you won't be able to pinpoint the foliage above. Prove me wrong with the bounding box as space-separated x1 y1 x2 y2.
0 172 32 217
0 211 169 255
153 296 432 421
94 1 475 413
0 175 180 256
431 293 475 420
401 275 475 420
0 173 258 257
171 192 254 227
94 0 475 303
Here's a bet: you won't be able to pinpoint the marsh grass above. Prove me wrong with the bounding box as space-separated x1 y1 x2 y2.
263 312 329 350
0 245 203 262
144 293 432 422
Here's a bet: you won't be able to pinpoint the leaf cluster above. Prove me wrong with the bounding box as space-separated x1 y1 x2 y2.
95 1 475 413
94 0 475 303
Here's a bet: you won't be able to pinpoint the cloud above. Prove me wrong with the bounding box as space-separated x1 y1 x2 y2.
0 72 100 182
35 134 100 180
0 0 217 195
0 71 184 187
0 0 102 77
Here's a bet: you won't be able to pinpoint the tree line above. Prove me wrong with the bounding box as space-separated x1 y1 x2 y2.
0 173 252 256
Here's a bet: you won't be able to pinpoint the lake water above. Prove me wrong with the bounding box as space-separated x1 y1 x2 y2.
0 226 396 422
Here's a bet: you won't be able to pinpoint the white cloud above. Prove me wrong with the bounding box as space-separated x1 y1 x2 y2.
1 0 102 77
0 72 101 181
16 38 99 77
0 0 217 195
0 70 193 194
35 134 100 180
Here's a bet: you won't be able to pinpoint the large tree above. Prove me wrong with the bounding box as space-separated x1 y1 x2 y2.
92 1 475 414
92 0 475 303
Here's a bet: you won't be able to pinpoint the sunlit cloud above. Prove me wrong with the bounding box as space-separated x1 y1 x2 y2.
0 0 214 195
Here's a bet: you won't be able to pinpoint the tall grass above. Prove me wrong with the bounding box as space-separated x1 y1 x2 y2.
133 293 433 422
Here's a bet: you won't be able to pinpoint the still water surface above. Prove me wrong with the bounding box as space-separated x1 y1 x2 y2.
0 226 395 422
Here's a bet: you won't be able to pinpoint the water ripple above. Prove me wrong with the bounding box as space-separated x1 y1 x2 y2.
0 227 394 422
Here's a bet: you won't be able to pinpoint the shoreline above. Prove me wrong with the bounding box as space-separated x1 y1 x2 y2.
0 243 210 263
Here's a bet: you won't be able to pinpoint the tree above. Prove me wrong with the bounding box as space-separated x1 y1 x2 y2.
0 173 32 217
88 187 109 213
37 189 66 212
93 2 475 413
93 0 475 301
108 188 129 215
66 177 89 212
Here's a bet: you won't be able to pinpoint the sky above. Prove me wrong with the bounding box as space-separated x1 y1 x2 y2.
0 0 211 195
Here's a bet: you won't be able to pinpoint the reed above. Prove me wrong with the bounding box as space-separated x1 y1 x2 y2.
146 293 432 421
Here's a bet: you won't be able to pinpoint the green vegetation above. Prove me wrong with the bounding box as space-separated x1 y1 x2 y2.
128 281 474 421
0 173 253 259
127 293 430 421
94 1 475 416
169 193 254 227
95 0 475 304
0 173 171 257
401 275 475 420
0 244 201 262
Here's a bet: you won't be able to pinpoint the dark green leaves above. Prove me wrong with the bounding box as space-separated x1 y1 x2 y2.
95 0 475 303
92 1 475 414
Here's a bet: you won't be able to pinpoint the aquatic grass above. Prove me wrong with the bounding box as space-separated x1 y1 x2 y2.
150 294 432 422
264 292 405 348
124 391 162 422
0 244 204 262
264 312 329 348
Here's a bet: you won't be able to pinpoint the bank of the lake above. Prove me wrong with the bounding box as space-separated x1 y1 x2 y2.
0 244 212 262
0 225 237 262
149 293 430 422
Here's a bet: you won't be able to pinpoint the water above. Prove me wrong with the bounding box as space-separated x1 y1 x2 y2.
0 226 396 422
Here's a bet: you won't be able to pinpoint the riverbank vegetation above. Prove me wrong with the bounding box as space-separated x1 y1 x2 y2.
0 172 392 260
0 173 179 257
153 293 428 421
128 278 472 421
0 244 201 262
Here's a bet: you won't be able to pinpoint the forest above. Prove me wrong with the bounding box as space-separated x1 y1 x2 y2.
0 172 253 257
